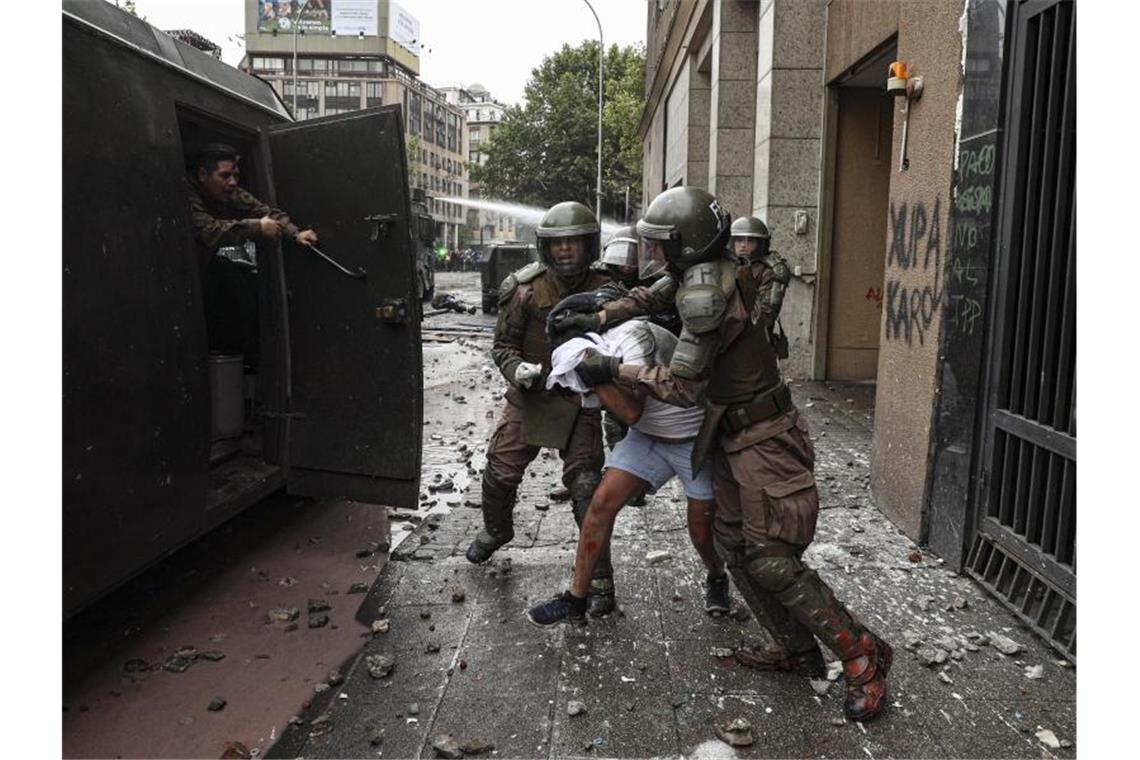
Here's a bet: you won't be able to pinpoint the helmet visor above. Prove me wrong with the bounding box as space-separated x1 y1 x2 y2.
601 239 638 269
638 237 670 280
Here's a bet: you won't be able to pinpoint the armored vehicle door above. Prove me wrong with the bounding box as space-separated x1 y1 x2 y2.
263 106 421 507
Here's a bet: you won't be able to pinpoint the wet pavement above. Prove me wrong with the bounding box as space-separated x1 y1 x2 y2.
275 272 1078 759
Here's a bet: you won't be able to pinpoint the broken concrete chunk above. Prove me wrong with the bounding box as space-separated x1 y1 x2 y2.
460 737 496 755
365 654 395 679
266 608 300 624
810 679 832 696
1024 664 1044 680
949 595 969 610
451 587 467 603
431 734 463 759
327 669 344 687
1035 728 1060 749
938 671 953 684
567 700 588 716
915 595 937 612
902 629 923 650
826 660 844 682
988 632 1024 655
715 718 754 747
371 619 390 634
348 582 369 594
163 655 194 673
408 702 420 716
207 696 227 711
646 550 672 564
308 613 330 629
199 650 225 662
709 647 735 658
220 741 251 759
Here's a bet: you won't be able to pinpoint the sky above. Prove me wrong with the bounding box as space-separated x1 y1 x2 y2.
127 0 649 106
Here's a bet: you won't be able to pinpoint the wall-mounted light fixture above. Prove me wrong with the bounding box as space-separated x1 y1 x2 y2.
887 61 923 171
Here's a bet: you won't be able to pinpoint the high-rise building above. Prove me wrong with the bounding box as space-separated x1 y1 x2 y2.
440 84 517 248
240 1 467 248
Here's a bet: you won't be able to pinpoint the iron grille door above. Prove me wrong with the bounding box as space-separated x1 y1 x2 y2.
968 0 1075 660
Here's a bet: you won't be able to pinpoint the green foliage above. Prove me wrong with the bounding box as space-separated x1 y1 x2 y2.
470 41 645 221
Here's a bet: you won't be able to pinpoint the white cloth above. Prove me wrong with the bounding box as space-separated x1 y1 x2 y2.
546 333 608 407
545 321 705 438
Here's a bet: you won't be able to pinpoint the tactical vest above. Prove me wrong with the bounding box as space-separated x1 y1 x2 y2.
516 267 611 449
704 265 782 407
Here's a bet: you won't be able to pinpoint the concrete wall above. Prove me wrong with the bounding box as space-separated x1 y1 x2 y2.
823 0 964 541
753 0 826 378
707 0 758 216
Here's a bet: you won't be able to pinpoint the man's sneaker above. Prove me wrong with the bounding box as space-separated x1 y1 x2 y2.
704 574 731 614
526 591 587 627
735 644 826 678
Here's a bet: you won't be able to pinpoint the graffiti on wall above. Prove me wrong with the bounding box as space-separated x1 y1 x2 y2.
884 196 945 346
947 141 995 336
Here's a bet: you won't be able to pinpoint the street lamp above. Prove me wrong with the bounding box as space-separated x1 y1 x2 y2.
291 0 313 117
582 0 603 220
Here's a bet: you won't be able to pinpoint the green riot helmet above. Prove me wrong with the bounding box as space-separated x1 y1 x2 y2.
730 216 771 263
535 201 600 279
636 186 732 274
601 225 640 287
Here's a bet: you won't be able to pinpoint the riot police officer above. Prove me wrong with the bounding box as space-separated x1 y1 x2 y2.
555 187 892 722
731 216 790 358
466 201 618 616
600 225 641 288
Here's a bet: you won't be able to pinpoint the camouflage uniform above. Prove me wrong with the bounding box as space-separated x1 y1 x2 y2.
187 180 301 360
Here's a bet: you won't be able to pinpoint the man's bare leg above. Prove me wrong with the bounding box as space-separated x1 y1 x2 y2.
687 497 731 613
569 468 649 598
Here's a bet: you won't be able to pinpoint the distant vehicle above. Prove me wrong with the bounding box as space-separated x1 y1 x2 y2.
410 188 436 301
62 0 423 616
479 241 540 313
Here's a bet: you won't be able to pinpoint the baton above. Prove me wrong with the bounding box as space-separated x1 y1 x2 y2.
307 244 367 279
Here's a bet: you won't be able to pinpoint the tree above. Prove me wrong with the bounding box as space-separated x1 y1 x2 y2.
470 41 645 222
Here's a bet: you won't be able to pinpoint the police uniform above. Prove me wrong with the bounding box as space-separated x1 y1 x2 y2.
569 187 891 722
475 259 613 580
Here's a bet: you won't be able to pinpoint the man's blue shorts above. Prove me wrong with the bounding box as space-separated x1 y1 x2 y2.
604 427 715 500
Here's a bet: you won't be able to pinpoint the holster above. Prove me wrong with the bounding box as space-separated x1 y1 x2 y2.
691 401 727 476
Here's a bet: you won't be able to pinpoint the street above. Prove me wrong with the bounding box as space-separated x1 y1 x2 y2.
61 272 1075 759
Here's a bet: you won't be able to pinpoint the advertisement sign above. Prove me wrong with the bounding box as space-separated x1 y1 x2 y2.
388 1 420 49
257 0 332 35
332 0 377 36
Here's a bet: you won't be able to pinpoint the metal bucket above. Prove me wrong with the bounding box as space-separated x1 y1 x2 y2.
209 353 244 441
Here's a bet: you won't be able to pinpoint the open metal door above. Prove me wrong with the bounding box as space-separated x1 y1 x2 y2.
263 106 422 507
966 0 1075 660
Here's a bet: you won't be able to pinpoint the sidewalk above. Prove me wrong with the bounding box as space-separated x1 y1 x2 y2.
274 379 1076 759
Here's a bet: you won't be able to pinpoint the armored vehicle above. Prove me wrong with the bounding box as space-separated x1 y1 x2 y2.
63 0 423 616
479 241 540 313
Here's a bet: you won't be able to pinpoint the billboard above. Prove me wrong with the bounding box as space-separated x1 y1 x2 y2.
257 0 332 35
388 2 420 49
332 0 378 36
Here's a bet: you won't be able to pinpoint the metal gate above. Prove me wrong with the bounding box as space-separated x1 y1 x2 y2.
966 0 1075 660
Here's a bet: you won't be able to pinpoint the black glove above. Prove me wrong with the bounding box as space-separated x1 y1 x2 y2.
548 310 601 340
575 349 620 388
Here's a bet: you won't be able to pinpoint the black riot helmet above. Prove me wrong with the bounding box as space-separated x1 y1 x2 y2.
730 216 771 262
636 186 732 274
535 201 600 279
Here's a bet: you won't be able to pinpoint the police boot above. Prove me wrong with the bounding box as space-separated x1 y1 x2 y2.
465 474 517 565
771 563 892 722
569 471 616 617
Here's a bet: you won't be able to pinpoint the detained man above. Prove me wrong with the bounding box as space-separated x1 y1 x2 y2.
525 300 732 626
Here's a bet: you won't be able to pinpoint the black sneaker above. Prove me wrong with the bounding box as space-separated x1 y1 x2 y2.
704 574 731 614
526 591 587 627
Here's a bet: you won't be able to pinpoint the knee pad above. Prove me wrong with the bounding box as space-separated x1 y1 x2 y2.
743 551 805 595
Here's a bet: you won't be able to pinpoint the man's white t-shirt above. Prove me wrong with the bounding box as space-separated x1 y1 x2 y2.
604 320 705 441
